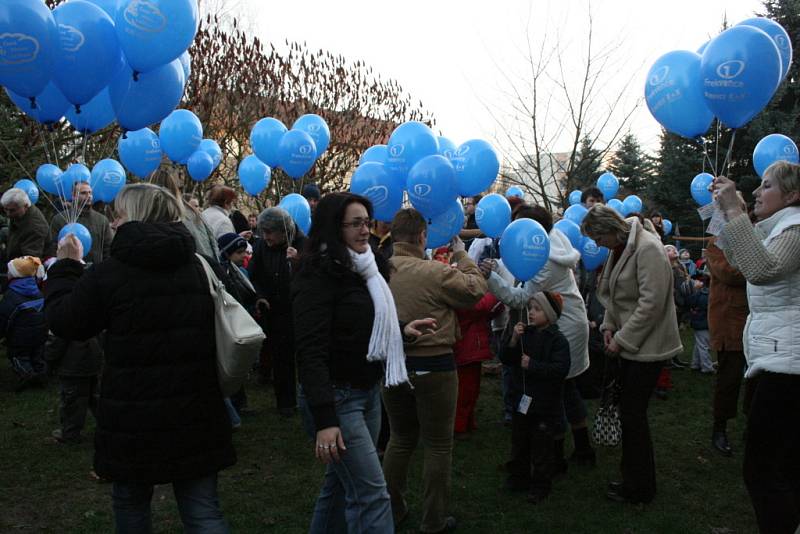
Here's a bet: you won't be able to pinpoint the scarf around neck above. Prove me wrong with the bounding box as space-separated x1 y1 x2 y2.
348 246 408 387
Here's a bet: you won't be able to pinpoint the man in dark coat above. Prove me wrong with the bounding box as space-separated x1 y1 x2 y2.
45 182 113 265
2 188 49 263
248 207 306 417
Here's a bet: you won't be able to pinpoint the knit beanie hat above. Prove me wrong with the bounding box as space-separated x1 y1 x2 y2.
302 183 321 201
7 256 44 280
217 232 248 258
531 290 563 325
257 207 297 243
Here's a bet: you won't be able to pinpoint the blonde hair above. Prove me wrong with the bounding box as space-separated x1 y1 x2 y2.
114 183 183 223
764 161 800 197
581 205 630 244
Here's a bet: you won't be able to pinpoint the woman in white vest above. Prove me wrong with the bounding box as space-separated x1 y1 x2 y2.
712 161 800 534
480 204 594 472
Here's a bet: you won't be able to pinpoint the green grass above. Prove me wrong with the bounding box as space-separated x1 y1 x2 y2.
0 331 758 533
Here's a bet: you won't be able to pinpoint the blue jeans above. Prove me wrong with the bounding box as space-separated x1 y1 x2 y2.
224 398 241 428
111 474 229 534
299 384 394 534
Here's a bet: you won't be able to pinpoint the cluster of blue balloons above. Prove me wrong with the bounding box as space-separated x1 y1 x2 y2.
35 158 126 203
1 0 198 134
246 114 329 190
351 121 499 227
645 17 792 137
558 204 610 271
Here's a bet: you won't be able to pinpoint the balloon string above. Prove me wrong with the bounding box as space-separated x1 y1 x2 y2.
0 137 34 179
714 119 721 176
720 129 738 178
50 127 61 168
81 130 89 164
38 124 52 164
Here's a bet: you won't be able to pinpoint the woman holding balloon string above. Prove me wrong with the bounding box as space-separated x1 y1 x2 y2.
581 205 682 505
480 204 595 471
711 162 800 534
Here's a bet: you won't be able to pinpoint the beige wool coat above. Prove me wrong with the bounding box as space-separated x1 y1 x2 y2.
597 219 683 362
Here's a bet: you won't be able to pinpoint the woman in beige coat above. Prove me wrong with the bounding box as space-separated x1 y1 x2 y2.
581 205 683 505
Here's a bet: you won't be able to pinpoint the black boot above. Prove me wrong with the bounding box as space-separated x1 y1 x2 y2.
711 420 732 457
570 427 597 467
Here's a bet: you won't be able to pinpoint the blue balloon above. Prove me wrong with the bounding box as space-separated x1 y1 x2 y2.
0 0 58 98
84 0 120 18
738 17 793 84
506 186 524 199
553 219 582 250
645 50 714 138
57 164 91 201
701 26 782 128
500 218 550 282
596 172 619 200
569 190 582 206
580 236 609 271
691 173 714 206
426 199 464 249
622 195 643 216
563 204 588 225
350 162 403 223
178 50 191 81
159 109 202 163
36 164 64 196
115 0 199 74
110 59 185 131
58 222 92 258
407 155 458 219
14 179 39 205
663 219 673 236
279 193 311 235
187 151 215 182
7 83 70 125
437 136 457 159
475 193 511 239
386 121 438 183
90 159 126 202
250 118 287 168
293 114 330 155
118 127 162 178
607 198 624 214
359 145 388 167
451 139 500 197
66 87 115 133
52 1 120 106
753 134 799 177
238 155 271 195
278 130 317 179
198 139 222 167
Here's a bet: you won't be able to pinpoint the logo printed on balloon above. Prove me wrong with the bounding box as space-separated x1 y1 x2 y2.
649 66 670 86
456 145 471 157
584 241 598 253
475 207 485 222
413 184 431 197
306 124 320 133
389 145 405 158
298 144 314 156
58 25 85 53
0 34 40 65
124 0 168 34
531 235 546 246
774 35 788 51
362 185 389 206
102 171 125 186
716 60 746 80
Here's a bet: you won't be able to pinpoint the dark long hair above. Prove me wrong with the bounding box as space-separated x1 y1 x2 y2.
299 192 388 278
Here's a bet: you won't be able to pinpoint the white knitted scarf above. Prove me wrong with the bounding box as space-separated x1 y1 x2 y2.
348 247 409 387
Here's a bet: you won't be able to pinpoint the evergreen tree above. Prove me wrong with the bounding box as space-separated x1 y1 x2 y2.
568 136 603 192
608 133 655 193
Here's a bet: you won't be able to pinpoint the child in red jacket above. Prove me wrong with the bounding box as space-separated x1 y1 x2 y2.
453 292 503 436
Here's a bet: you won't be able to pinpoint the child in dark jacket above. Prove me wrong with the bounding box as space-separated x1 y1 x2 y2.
500 291 571 504
45 335 102 443
0 256 47 390
687 272 713 373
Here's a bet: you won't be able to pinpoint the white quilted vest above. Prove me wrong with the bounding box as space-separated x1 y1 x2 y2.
743 207 800 377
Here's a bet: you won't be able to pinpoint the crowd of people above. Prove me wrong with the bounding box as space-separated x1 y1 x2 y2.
0 161 798 534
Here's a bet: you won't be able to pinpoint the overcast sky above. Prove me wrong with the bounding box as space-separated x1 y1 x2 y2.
242 0 764 155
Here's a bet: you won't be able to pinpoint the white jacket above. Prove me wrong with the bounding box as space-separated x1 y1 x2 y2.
201 205 235 239
488 228 590 379
741 208 800 378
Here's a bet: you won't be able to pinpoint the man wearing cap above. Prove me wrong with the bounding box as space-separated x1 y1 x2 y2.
302 184 321 214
